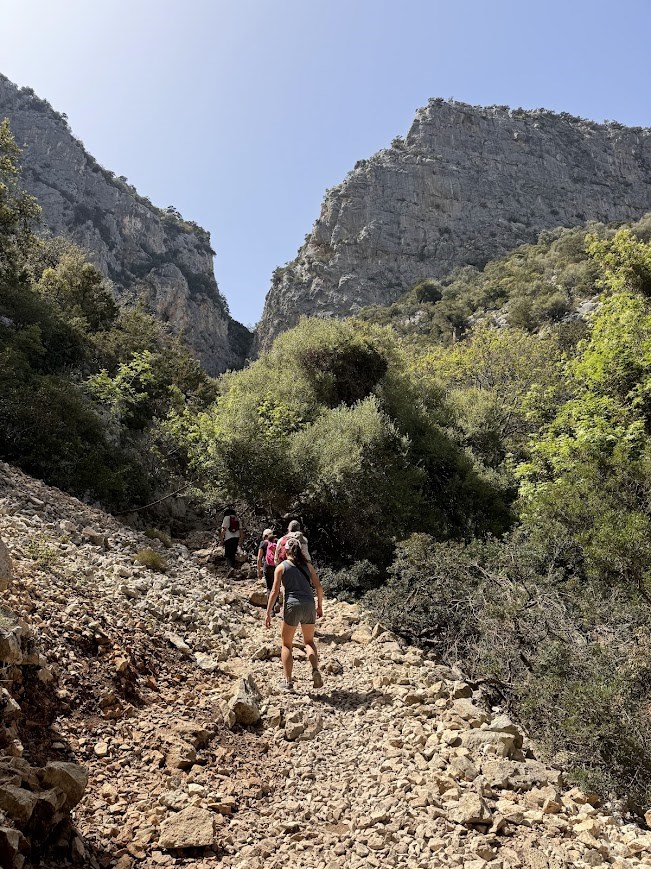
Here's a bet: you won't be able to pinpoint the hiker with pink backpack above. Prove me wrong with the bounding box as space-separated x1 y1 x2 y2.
257 528 279 606
219 507 243 577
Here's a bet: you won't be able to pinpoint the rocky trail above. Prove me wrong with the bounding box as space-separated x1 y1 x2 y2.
2 463 651 868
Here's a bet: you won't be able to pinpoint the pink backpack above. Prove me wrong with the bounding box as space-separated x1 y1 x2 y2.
265 540 277 566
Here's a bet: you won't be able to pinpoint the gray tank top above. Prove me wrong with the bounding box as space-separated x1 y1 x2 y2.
281 560 314 603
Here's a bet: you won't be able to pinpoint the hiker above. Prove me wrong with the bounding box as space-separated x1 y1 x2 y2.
257 528 277 596
275 519 311 565
219 507 243 576
265 536 324 692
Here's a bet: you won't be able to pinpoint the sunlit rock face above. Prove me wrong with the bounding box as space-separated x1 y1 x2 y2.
0 73 251 374
257 99 651 350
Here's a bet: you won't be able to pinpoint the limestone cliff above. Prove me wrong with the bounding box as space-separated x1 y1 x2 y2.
257 99 651 349
0 74 251 375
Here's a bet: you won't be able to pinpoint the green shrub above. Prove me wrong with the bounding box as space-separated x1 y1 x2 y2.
0 121 216 514
320 560 380 600
26 534 59 568
134 548 167 572
367 530 651 809
144 529 172 548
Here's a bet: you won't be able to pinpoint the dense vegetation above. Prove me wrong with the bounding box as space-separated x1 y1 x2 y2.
0 120 215 509
366 222 651 808
357 216 651 347
5 110 651 810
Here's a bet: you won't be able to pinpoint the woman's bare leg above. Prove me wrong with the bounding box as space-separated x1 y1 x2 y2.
281 622 297 682
301 623 318 671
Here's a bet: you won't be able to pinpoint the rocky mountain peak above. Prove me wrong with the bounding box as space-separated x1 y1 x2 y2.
256 98 651 350
0 73 251 375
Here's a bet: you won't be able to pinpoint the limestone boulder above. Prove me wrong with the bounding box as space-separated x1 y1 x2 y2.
461 728 516 758
227 675 261 726
449 792 493 827
158 805 215 850
0 826 27 868
249 590 268 608
0 784 38 824
81 527 108 548
0 629 22 666
165 742 197 770
484 712 524 747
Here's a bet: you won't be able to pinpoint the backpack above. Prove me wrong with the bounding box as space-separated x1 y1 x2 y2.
265 540 277 566
228 515 240 532
276 535 288 563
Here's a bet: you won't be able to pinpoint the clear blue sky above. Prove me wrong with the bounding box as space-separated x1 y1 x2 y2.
3 0 651 326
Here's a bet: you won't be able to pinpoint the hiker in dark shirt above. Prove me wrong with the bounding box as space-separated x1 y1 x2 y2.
265 536 324 692
219 507 243 576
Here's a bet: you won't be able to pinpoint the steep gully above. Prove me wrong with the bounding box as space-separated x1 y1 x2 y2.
1 463 651 867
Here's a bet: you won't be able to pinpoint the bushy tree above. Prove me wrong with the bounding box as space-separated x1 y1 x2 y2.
173 317 512 563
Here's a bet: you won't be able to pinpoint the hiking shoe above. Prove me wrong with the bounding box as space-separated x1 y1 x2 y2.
312 668 323 689
279 679 294 693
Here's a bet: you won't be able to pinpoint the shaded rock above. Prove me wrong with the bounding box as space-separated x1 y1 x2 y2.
322 658 343 675
0 689 21 722
0 629 22 665
0 784 38 824
227 675 261 726
0 826 27 867
249 590 268 608
40 762 88 809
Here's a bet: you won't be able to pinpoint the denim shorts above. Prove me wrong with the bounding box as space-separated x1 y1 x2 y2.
283 599 316 627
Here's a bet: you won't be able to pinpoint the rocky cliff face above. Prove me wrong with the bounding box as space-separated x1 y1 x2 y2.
0 74 251 375
257 99 651 349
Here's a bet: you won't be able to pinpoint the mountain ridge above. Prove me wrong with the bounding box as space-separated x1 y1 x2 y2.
0 73 251 375
256 98 651 350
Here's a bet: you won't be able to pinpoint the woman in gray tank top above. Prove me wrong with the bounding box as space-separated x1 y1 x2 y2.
265 536 324 692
